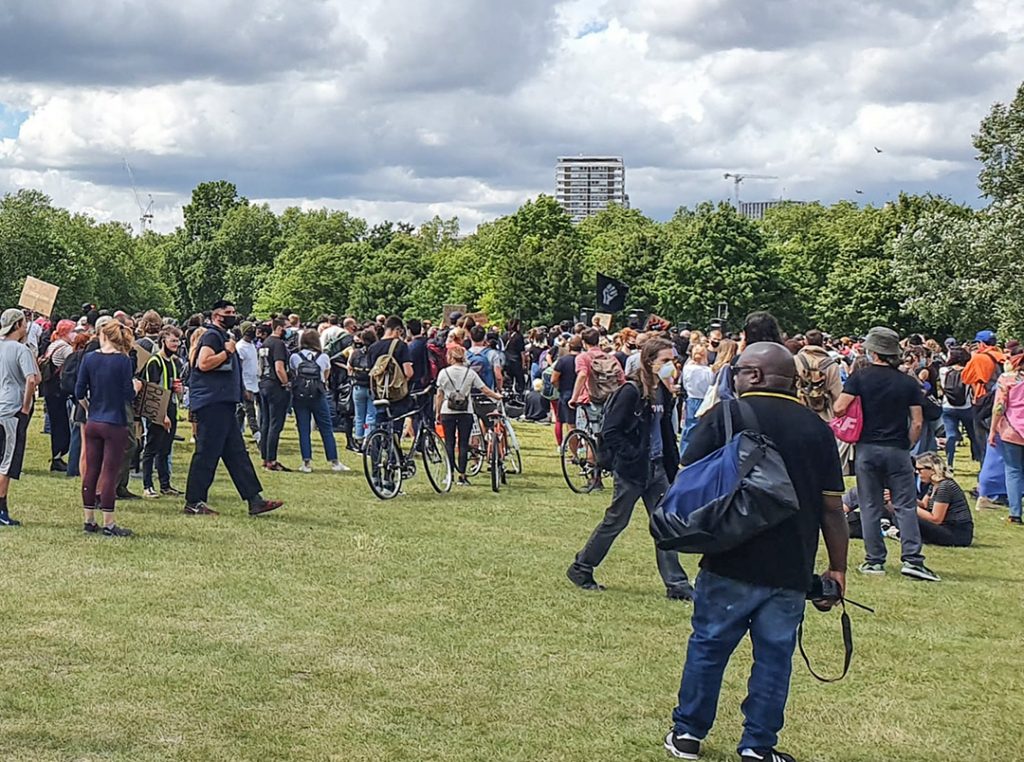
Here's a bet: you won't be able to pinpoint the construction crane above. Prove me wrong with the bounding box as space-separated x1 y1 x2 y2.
122 158 154 234
722 172 779 207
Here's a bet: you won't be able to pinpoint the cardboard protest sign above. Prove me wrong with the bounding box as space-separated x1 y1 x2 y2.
132 382 172 423
442 304 468 325
593 312 613 330
466 311 488 326
133 342 153 375
18 276 59 317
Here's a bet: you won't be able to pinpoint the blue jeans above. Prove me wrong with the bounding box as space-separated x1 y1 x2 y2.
66 421 82 478
672 572 805 751
1001 440 1024 520
911 419 938 457
855 442 924 566
294 396 338 462
941 408 981 467
680 397 703 454
352 385 376 441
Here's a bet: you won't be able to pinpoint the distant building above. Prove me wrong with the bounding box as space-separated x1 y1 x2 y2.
738 199 806 220
555 156 628 222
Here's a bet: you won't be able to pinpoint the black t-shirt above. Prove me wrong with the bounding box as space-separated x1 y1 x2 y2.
259 335 290 389
528 345 546 367
554 353 577 396
408 337 429 390
368 338 411 376
682 393 846 593
505 332 525 366
843 365 924 449
928 479 973 526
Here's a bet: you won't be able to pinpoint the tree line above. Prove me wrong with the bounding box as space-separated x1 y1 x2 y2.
2 82 1022 339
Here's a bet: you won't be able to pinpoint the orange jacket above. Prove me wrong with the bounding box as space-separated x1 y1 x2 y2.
962 346 1006 400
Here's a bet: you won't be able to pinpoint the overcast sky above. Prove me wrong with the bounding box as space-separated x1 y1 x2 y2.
1 0 1021 233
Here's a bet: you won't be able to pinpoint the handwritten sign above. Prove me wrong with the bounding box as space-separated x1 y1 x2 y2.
18 276 59 317
132 382 172 423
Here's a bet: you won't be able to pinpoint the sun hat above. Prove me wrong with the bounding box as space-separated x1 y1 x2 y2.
863 326 901 357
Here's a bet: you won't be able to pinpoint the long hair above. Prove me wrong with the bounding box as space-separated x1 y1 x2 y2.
188 326 207 366
712 339 738 373
100 320 133 354
629 336 674 400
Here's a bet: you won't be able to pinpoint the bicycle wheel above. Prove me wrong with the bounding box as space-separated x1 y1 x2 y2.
467 430 485 476
489 431 502 493
421 428 452 493
363 430 402 500
561 428 599 494
501 428 522 475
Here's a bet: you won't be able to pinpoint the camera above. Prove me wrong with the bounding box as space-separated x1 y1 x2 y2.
807 574 843 612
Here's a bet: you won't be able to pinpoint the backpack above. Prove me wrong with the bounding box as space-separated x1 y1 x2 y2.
972 353 1003 428
541 363 559 401
943 368 968 407
796 354 836 414
38 351 61 396
292 351 326 402
426 341 448 382
445 366 473 412
370 340 409 402
467 347 496 388
587 352 622 403
60 348 84 397
350 347 372 384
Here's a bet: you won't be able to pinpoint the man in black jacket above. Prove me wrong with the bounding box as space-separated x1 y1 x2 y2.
566 337 692 600
664 342 848 762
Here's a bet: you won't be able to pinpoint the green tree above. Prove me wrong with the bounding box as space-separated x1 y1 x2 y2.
214 204 284 314
578 205 664 313
348 234 431 318
973 81 1024 202
254 242 369 317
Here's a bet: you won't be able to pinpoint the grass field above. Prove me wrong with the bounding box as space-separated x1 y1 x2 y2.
1 417 1022 762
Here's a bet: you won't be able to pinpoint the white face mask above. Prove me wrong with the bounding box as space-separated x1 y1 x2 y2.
657 362 675 381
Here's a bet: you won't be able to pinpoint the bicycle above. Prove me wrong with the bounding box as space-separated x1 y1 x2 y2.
362 389 452 500
470 396 522 493
560 404 609 494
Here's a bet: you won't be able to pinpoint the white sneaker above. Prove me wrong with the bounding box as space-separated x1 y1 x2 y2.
331 461 351 472
299 461 312 474
142 487 159 499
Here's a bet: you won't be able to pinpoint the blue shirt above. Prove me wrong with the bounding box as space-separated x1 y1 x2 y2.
188 325 243 412
75 351 135 426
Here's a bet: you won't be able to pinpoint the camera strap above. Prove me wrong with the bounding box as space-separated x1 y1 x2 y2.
798 597 874 683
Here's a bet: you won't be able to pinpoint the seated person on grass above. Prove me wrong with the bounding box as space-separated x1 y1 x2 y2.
912 452 974 548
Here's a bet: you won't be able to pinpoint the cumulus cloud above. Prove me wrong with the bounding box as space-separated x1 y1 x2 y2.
0 0 1021 231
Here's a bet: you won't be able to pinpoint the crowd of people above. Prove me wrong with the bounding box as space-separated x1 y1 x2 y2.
2 297 1023 762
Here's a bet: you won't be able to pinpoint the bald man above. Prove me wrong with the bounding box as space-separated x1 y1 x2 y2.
664 342 849 762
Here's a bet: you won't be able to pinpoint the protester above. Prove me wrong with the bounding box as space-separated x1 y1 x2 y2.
569 327 625 488
912 452 975 546
963 330 1005 466
434 344 502 486
680 342 713 451
939 347 980 468
75 320 141 536
567 337 693 600
40 318 76 471
258 317 292 471
549 335 580 447
834 326 939 582
184 300 282 517
665 342 848 762
141 326 183 498
741 311 784 346
235 321 260 444
347 328 377 447
522 378 550 422
989 350 1024 524
0 308 40 527
290 329 349 473
368 316 414 415
503 319 527 395
795 329 843 421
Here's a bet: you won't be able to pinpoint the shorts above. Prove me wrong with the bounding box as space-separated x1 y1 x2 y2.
557 396 575 425
0 412 29 480
575 402 605 437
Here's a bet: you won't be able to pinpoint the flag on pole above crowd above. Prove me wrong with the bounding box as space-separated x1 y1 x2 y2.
596 273 628 314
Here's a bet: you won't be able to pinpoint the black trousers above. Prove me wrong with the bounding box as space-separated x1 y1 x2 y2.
441 414 475 475
185 401 263 505
236 395 259 435
258 384 290 462
43 392 70 459
143 413 176 490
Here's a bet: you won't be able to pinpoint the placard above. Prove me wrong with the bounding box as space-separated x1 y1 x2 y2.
132 382 172 423
466 311 488 326
133 341 153 375
442 304 468 325
18 276 60 317
593 312 613 330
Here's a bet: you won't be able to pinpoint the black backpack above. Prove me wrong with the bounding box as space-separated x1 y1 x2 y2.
60 348 85 397
293 351 326 402
943 368 967 407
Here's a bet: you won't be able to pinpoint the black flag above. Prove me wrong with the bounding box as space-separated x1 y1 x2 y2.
596 273 628 313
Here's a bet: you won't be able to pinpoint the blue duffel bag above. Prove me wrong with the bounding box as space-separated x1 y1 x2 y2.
650 399 800 554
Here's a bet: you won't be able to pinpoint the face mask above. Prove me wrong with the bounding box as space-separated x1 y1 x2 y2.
710 340 720 348
657 362 676 381
220 315 238 329
284 328 295 339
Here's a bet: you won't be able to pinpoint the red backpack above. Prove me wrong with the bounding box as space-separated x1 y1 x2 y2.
426 342 448 382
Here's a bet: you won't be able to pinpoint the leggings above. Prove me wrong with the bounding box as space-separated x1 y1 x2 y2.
441 414 475 475
82 421 130 511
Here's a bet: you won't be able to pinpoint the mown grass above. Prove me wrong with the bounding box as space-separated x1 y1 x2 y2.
0 418 1021 761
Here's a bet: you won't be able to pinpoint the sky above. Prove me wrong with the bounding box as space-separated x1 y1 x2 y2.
0 0 1022 233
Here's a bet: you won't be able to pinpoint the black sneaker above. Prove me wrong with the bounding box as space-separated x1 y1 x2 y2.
116 490 141 501
249 499 284 516
50 457 67 472
667 582 695 602
83 522 100 534
901 562 941 582
664 731 701 759
0 513 21 527
740 749 796 762
161 486 183 497
183 502 219 516
102 525 133 538
1008 516 1023 525
566 564 605 592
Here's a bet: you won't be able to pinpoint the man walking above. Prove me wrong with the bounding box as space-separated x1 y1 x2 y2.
665 342 849 762
0 309 41 526
258 317 292 471
184 300 282 517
